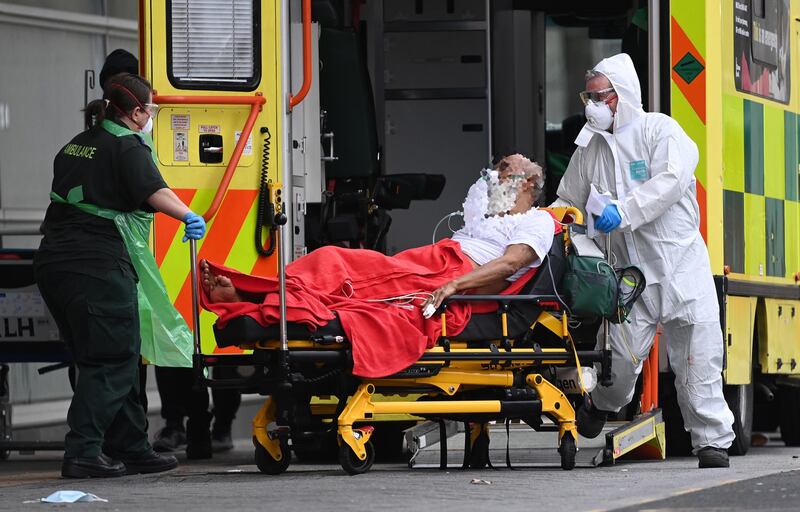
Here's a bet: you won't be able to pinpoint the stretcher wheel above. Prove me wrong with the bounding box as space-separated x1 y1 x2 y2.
338 440 375 475
558 431 576 470
254 437 291 475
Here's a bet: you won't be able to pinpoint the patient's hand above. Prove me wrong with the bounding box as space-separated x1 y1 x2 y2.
422 281 459 313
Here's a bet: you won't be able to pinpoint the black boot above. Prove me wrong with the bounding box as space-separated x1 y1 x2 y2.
152 423 187 453
186 412 212 459
697 447 730 468
576 394 609 439
120 450 178 475
211 428 234 453
62 454 126 479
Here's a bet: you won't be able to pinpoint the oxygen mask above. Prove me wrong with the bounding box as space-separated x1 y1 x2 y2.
482 169 523 216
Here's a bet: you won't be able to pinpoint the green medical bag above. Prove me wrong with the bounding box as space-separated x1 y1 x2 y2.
562 255 618 320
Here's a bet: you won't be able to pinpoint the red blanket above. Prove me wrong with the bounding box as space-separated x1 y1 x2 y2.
201 232 555 378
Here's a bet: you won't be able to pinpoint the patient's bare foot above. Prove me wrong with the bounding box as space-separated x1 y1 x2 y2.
201 260 243 303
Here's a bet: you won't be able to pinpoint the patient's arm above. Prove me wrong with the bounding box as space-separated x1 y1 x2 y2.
423 243 537 310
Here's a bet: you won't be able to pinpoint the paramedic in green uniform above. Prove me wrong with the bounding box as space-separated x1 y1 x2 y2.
34 73 206 478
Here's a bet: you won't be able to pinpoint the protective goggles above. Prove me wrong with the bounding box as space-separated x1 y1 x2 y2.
143 103 159 117
578 87 616 105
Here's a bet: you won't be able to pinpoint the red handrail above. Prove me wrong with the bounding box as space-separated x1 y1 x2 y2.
289 0 312 110
152 93 266 222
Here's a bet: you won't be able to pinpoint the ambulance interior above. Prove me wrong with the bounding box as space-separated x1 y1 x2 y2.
302 0 665 257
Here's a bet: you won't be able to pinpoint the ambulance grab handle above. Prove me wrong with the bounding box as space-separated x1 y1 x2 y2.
152 93 266 223
288 0 312 110
203 147 223 153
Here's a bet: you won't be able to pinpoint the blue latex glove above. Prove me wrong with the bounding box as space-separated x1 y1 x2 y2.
594 204 621 233
182 212 206 242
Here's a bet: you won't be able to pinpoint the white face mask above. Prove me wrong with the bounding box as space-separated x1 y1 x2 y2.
585 100 614 131
140 115 153 134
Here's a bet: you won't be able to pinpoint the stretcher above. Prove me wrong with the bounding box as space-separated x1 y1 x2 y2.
189 207 614 474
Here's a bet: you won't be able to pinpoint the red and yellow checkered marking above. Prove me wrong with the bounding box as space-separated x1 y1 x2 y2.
155 188 279 354
670 14 708 242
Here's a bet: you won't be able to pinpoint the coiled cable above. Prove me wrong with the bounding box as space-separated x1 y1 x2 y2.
255 127 277 256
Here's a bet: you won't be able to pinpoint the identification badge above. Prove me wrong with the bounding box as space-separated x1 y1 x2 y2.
629 160 648 181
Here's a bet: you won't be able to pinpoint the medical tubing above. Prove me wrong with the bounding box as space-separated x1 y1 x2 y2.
255 127 277 256
545 253 572 317
364 292 434 306
432 211 462 244
618 315 639 365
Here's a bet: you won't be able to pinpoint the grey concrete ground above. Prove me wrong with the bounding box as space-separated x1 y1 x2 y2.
1 427 799 511
614 470 800 512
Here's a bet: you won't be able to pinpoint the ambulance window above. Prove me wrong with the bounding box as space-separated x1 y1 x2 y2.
167 0 260 90
733 0 790 104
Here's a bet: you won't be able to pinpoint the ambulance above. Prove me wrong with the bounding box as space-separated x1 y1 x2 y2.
139 0 800 458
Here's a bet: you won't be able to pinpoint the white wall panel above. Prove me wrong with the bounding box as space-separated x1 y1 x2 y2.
0 1 137 407
384 99 488 253
0 23 105 248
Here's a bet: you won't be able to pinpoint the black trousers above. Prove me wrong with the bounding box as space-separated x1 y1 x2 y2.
155 366 241 434
36 265 150 458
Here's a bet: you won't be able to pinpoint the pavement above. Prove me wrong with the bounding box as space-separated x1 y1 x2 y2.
1 428 799 511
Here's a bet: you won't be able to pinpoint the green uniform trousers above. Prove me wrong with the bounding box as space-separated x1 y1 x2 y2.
36 263 151 458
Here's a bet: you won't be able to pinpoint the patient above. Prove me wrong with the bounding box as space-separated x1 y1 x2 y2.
200 154 557 378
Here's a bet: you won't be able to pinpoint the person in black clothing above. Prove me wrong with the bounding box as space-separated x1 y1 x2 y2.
95 50 152 415
99 49 139 91
153 366 241 457
34 73 206 478
94 50 243 459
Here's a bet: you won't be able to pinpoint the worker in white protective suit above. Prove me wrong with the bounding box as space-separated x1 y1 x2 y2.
552 53 734 468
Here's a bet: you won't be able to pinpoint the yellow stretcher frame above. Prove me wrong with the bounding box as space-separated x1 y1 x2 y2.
250 308 580 473
241 207 594 474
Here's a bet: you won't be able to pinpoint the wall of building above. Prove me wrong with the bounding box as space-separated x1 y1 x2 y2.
0 0 140 406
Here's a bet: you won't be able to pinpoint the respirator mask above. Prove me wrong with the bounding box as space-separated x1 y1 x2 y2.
584 100 614 131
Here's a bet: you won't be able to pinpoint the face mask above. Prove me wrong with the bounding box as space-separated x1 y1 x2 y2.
139 115 153 134
585 100 614 131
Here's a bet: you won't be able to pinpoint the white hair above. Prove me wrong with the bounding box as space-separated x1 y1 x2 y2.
585 69 605 82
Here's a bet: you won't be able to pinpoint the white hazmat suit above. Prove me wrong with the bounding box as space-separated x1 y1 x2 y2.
554 53 734 452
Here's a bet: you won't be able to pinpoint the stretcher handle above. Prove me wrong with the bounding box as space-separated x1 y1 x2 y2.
152 93 266 222
601 232 613 386
189 238 201 358
444 294 562 303
274 212 289 353
288 0 312 110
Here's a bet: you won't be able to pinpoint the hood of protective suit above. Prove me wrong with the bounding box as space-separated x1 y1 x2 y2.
590 53 646 132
